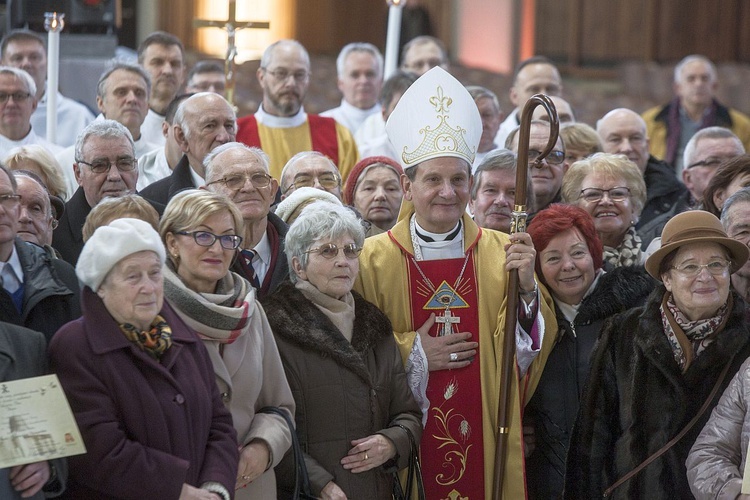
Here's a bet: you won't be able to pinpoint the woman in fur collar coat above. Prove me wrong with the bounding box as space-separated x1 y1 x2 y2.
525 205 655 499
565 211 750 499
263 202 422 499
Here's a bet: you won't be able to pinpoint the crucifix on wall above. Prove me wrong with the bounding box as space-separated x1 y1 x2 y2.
194 0 270 106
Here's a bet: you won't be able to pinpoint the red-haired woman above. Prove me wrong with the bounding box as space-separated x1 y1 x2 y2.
524 204 655 499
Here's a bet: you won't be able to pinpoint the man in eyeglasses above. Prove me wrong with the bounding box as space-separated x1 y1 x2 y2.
1 29 95 148
0 163 80 343
279 151 342 201
140 92 236 206
0 66 61 158
597 108 688 245
236 39 359 183
682 126 744 206
204 142 289 298
507 119 567 214
53 120 141 265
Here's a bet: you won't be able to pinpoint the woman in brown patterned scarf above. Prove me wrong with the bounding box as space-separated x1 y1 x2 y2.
561 153 647 269
566 210 750 499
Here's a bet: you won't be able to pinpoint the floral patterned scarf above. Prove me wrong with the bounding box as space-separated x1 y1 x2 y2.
660 292 731 372
119 315 172 359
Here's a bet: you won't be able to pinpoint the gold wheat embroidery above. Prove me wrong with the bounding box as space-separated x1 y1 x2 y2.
431 377 472 486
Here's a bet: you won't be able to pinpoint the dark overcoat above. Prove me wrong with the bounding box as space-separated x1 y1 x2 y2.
48 288 238 500
565 286 750 499
263 282 422 499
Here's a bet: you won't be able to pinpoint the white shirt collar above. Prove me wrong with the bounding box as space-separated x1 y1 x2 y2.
188 164 204 189
2 244 24 284
253 230 271 265
255 105 307 128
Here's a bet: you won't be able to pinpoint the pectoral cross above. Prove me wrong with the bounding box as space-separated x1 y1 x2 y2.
193 0 270 106
436 307 460 336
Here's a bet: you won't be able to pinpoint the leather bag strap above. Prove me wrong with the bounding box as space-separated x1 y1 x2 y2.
603 354 736 498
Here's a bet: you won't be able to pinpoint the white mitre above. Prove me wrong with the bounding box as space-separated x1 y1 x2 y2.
386 66 481 172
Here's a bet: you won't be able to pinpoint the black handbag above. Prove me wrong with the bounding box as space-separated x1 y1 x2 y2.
391 424 426 500
257 406 316 500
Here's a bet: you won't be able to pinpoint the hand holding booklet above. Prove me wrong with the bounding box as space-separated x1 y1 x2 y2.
0 374 85 469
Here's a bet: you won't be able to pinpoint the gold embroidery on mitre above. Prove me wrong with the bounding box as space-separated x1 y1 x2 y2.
401 85 476 166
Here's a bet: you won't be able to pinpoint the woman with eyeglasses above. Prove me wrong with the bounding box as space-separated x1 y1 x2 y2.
159 189 295 500
565 210 750 499
263 201 422 500
523 204 654 500
561 153 648 269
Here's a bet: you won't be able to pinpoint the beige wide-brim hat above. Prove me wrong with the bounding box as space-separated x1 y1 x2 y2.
645 210 749 280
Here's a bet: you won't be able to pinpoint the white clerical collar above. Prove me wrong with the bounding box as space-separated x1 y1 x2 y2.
255 105 307 128
412 217 464 260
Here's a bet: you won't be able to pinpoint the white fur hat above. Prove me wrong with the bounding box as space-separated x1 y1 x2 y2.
275 186 343 224
76 218 166 291
386 66 481 171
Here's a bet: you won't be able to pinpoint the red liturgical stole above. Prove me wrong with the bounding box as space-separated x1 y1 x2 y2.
406 253 484 500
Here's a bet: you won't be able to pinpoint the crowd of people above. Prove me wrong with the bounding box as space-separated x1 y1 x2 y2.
1 24 750 500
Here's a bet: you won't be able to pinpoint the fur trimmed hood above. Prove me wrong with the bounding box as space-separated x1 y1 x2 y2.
262 281 393 385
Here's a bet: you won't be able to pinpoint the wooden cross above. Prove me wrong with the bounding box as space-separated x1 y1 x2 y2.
436 308 460 336
194 0 270 106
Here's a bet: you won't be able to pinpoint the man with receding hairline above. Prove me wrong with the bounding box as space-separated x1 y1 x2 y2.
642 54 750 171
55 61 158 199
495 56 563 148
236 39 358 183
399 35 448 76
321 43 383 136
140 92 236 206
598 108 688 246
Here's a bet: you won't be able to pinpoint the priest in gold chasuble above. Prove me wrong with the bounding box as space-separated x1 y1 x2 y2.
354 67 557 500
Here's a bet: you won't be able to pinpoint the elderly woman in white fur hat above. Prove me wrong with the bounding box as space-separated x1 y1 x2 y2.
49 218 238 500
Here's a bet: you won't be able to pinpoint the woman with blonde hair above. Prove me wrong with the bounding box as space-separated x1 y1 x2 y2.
561 153 647 268
82 194 160 241
5 145 68 200
160 189 294 499
559 122 603 164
